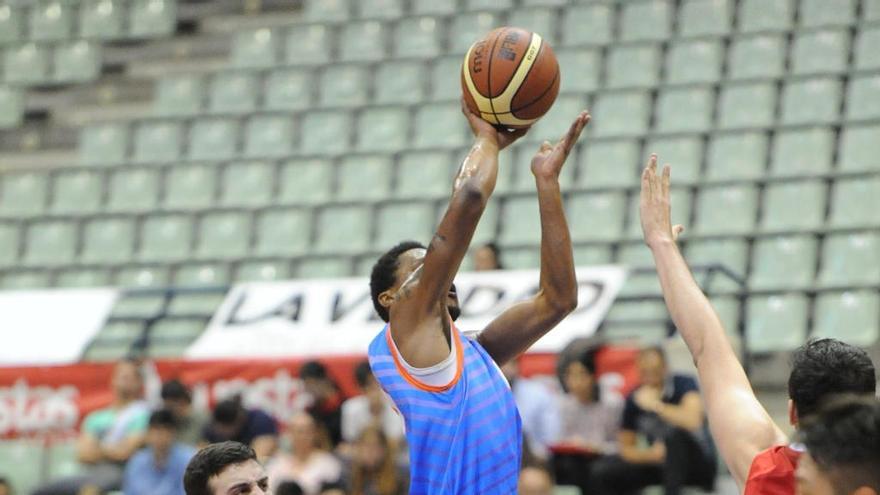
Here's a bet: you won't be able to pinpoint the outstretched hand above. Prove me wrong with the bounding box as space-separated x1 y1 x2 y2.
530 110 590 180
461 97 528 150
640 154 685 248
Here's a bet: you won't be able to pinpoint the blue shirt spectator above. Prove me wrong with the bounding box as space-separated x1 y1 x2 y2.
501 359 560 460
123 409 196 495
203 397 279 460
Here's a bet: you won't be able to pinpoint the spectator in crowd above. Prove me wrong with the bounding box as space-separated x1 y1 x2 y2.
345 426 407 495
266 411 342 495
518 465 554 495
473 242 503 271
276 481 305 495
33 358 151 495
591 346 716 495
161 379 209 447
500 358 560 461
123 409 196 495
183 441 268 495
299 361 344 447
203 396 278 461
0 477 12 495
318 482 347 495
341 362 404 449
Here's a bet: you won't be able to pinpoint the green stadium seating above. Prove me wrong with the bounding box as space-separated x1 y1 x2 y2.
107 168 159 212
151 318 206 343
705 132 768 181
749 236 818 289
606 44 661 89
164 164 216 210
300 111 352 155
449 12 498 53
829 177 880 227
799 0 855 28
0 85 22 128
625 188 691 239
718 82 776 129
243 115 293 158
0 172 47 217
728 35 786 80
138 214 193 261
220 161 275 207
1 270 51 289
818 233 880 286
739 0 793 32
81 217 135 264
573 245 613 266
710 296 742 336
195 212 250 259
470 200 498 245
79 0 124 40
375 61 426 104
746 294 809 352
854 26 880 71
591 91 651 137
115 266 170 287
606 298 667 322
781 78 842 125
665 40 723 84
685 238 749 291
305 0 349 21
866 0 880 21
357 106 410 152
556 48 601 93
577 139 640 187
84 338 136 361
693 184 759 234
297 257 351 278
265 68 312 111
770 127 835 176
679 0 731 37
237 260 292 281
561 4 613 46
254 208 311 256
655 87 714 133
395 16 441 58
500 195 541 245
761 180 827 232
51 170 102 215
337 154 393 201
320 64 370 108
617 242 655 267
340 21 387 62
374 202 435 248
357 0 404 19
29 1 73 41
411 0 457 15
54 41 101 83
4 43 50 84
0 5 23 45
838 124 880 172
620 0 671 42
415 103 466 149
56 268 111 287
174 264 229 286
231 28 278 68
813 291 879 346
0 440 46 494
278 158 334 204
284 24 333 65
567 191 627 242
208 71 258 113
430 55 461 101
23 220 76 266
129 0 176 37
646 136 703 184
149 338 199 358
133 120 182 163
791 29 850 75
499 247 539 270
511 143 576 191
509 8 558 46
467 0 513 10
188 118 239 161
846 75 880 121
0 222 18 267
79 123 129 165
396 151 453 198
154 74 204 116
313 205 372 253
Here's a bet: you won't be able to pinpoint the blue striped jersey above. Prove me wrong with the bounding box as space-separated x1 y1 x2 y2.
368 324 522 494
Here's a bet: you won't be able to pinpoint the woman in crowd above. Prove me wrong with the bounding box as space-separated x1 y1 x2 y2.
266 411 342 495
345 425 408 495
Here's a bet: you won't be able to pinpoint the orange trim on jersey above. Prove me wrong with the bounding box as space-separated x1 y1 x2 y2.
385 323 465 393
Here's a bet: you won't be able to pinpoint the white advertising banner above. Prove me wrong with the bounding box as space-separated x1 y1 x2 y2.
187 266 628 359
0 289 119 366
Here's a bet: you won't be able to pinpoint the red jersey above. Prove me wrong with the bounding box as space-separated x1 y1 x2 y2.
744 445 802 495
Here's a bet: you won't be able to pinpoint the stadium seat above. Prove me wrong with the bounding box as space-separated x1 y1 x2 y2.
573 245 613 266
854 26 880 71
305 0 349 21
770 127 835 176
313 205 372 253
29 1 73 41
208 72 258 114
738 0 793 32
284 24 333 65
813 291 879 346
0 85 22 129
4 43 49 84
188 118 239 161
153 74 204 116
0 440 47 494
79 123 129 165
164 164 216 210
617 242 655 268
746 294 809 352
0 5 23 45
705 132 768 181
761 180 827 232
411 0 457 15
577 139 640 187
1 270 51 289
846 75 880 121
866 0 880 21
51 170 102 215
606 298 667 321
243 115 293 158
237 260 292 281
781 78 842 125
466 0 513 10
655 87 714 133
56 268 111 288
0 222 18 267
107 168 159 213
115 266 170 287
149 319 206 347
132 120 182 163
220 161 275 207
23 220 76 266
265 68 312 111
500 248 540 270
337 154 393 201
396 151 453 198
254 208 312 257
53 41 101 83
81 217 136 264
829 176 880 227
374 202 435 248
500 196 541 245
799 0 855 27
556 48 601 93
300 111 352 155
606 44 661 89
174 264 229 287
645 136 703 184
529 94 589 143
678 0 731 37
749 236 818 289
693 185 759 234
129 0 176 37
591 91 651 137
297 257 351 278
685 238 749 291
357 0 403 19
231 28 278 68
139 214 193 261
818 233 880 286
728 35 786 80
357 107 410 152
620 0 671 42
79 0 124 40
395 16 441 58
791 29 850 75
0 172 47 217
415 103 466 149
625 189 691 239
278 158 334 204
429 55 462 101
567 191 627 242
561 4 613 46
509 8 558 46
470 200 498 246
375 61 426 104
718 82 776 129
665 40 723 84
340 21 387 62
838 124 880 171
195 212 250 259
320 64 370 108
449 12 498 54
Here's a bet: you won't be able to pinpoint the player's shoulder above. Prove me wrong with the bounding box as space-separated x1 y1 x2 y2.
744 445 801 495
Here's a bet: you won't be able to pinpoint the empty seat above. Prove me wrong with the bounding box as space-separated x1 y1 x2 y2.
0 5 23 45
300 111 352 155
738 0 793 32
81 217 135 264
678 0 731 37
56 268 111 288
340 21 386 62
153 75 204 116
0 173 47 217
356 0 403 19
231 28 277 68
375 61 426 104
854 26 880 71
625 189 691 238
866 0 880 21
0 85 22 129
655 87 714 133
761 180 827 232
0 222 19 267
284 24 333 65
770 127 834 176
187 118 239 161
254 208 311 256
115 266 170 287
313 205 372 253
320 64 370 108
305 0 348 21
237 260 292 281
23 220 76 266
79 0 123 40
243 115 293 158
374 202 435 248
750 236 818 289
150 318 206 343
139 214 193 261
164 164 216 210
781 78 842 125
577 139 640 187
429 55 462 101
195 212 250 259
414 103 465 149
128 0 176 37
220 161 275 207
265 68 312 111
107 168 159 212
791 29 850 75
449 12 498 53
1 270 50 289
53 41 100 83
620 0 671 42
728 35 786 80
556 48 601 93
606 44 661 89
357 107 409 152
508 8 558 46
829 177 880 227
561 4 613 46
395 16 441 58
718 82 776 129
591 91 651 137
694 185 758 234
705 132 768 181
500 196 541 245
838 124 880 172
617 242 655 267
462 200 498 245
685 238 749 290
665 40 723 84
813 291 880 346
297 257 351 278
396 151 452 198
567 191 627 242
51 170 102 214
29 1 73 41
819 233 880 286
645 136 703 184
337 154 393 201
503 248 541 270
799 0 855 28
278 158 333 204
746 294 809 352
208 72 258 114
4 43 49 84
466 0 513 10
510 143 575 191
133 120 182 164
573 245 613 266
78 122 129 164
846 75 880 121
530 94 589 143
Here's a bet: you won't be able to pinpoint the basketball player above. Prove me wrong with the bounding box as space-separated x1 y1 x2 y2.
183 441 269 495
638 155 877 494
367 100 589 493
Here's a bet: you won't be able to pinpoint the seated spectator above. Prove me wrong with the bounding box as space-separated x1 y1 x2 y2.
300 361 344 447
33 358 150 495
183 441 268 495
267 411 342 495
203 396 278 461
161 379 209 447
123 409 196 495
501 357 560 461
591 346 716 495
341 362 404 449
276 481 305 495
473 242 503 271
519 465 554 495
345 426 407 495
0 477 12 495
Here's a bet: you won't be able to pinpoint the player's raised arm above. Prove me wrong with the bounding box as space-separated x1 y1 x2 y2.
477 111 589 366
640 155 788 488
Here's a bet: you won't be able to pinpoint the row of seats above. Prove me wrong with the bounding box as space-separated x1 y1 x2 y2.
85 316 209 361
0 0 176 44
0 84 21 127
2 40 100 85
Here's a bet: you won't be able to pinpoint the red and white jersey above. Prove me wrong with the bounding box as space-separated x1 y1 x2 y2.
744 444 803 495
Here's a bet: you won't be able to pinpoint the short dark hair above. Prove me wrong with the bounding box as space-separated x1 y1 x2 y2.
212 396 244 425
576 348 598 375
800 395 880 494
354 360 373 389
639 345 667 363
183 441 257 495
149 408 178 430
479 242 504 269
788 339 876 419
161 379 192 403
299 360 329 381
276 481 305 495
370 240 426 322
116 357 144 381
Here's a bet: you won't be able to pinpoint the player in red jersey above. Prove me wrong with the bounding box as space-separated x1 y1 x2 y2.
638 155 876 494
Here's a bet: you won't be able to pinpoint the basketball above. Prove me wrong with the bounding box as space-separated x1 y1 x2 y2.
461 27 560 129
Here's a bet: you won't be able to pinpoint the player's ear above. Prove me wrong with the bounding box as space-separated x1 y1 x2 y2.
788 399 798 427
379 290 395 309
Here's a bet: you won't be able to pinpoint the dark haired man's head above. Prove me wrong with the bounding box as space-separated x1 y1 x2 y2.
474 242 503 271
788 339 876 424
147 409 179 455
354 360 383 409
370 240 461 323
564 350 599 402
184 441 267 495
300 360 339 401
796 396 880 495
211 397 246 441
161 379 193 418
275 481 304 495
637 345 667 390
112 358 144 402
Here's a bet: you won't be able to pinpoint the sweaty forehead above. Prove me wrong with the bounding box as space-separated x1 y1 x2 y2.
395 248 427 276
209 460 265 493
